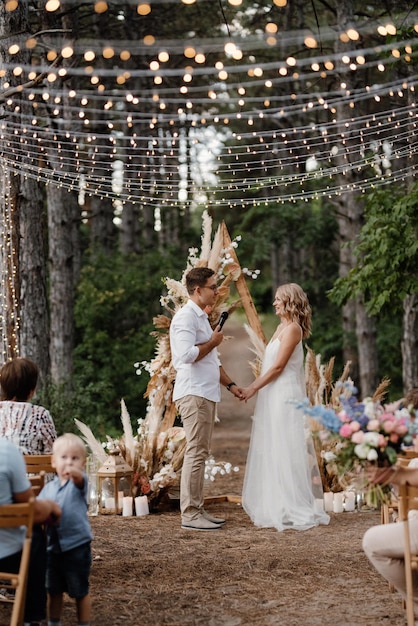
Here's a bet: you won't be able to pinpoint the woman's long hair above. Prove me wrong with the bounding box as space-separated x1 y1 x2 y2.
275 283 312 339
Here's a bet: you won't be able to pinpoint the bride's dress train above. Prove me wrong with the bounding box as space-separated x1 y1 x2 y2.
242 337 330 531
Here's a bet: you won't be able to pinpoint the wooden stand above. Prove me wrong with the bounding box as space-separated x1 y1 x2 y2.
204 494 242 505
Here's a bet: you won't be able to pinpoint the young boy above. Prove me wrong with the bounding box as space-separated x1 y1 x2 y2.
39 433 93 626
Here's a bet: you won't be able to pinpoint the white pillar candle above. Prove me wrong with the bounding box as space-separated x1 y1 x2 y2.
333 492 344 513
344 492 355 512
314 498 325 513
323 492 334 512
118 491 124 509
122 496 133 517
105 497 115 510
135 495 149 516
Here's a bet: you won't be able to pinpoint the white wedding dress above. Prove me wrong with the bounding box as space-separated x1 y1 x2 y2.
242 335 330 531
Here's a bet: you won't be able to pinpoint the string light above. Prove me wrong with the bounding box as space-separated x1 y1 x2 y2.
0 4 416 244
0 166 20 360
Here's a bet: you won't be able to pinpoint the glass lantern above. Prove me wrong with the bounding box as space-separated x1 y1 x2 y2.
97 448 133 515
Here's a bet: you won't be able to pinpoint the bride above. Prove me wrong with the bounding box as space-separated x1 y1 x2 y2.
241 283 330 531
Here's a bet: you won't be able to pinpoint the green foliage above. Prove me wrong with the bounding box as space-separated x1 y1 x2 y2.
330 184 418 314
376 312 403 399
34 378 119 439
71 249 182 433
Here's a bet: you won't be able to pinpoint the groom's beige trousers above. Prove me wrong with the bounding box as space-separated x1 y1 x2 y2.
176 395 216 523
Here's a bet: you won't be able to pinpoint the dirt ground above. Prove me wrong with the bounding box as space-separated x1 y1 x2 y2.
1 323 408 625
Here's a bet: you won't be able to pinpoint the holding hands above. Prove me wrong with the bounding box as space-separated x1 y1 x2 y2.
240 385 257 402
226 382 244 400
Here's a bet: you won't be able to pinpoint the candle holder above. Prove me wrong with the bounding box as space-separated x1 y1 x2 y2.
97 447 133 515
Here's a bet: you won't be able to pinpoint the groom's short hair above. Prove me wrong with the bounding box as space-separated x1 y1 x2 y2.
185 267 215 294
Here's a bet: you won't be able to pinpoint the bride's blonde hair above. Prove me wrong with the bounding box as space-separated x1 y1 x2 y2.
275 283 312 338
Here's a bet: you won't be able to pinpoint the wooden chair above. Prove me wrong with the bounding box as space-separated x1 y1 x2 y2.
0 499 35 626
398 482 418 626
28 471 46 496
381 455 418 525
403 450 418 460
23 454 54 475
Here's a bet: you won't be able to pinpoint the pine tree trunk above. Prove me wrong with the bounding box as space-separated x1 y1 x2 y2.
47 185 80 384
402 294 418 391
356 297 379 396
19 176 50 381
400 67 418 391
0 0 49 380
90 193 117 254
0 167 20 361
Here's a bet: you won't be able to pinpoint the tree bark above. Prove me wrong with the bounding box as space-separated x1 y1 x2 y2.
0 0 50 379
0 167 20 361
47 185 79 384
19 176 50 381
402 294 418 391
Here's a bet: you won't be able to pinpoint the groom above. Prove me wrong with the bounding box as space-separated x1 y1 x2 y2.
170 267 242 531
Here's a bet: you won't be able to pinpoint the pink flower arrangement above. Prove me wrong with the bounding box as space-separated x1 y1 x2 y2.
300 382 412 472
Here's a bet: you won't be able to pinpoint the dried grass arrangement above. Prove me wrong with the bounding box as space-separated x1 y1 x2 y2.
303 347 354 492
76 211 245 510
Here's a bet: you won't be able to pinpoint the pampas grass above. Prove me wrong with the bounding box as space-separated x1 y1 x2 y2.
244 322 265 378
75 418 107 465
372 377 391 403
144 210 245 438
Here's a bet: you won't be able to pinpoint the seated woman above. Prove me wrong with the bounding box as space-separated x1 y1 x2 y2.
363 464 418 621
0 357 57 454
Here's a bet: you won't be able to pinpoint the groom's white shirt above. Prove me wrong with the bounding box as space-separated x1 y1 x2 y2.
170 299 221 403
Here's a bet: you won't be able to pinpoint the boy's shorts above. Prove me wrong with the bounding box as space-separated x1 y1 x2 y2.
46 541 92 599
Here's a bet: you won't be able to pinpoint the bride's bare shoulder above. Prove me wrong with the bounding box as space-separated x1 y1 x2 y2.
283 321 302 340
272 321 301 341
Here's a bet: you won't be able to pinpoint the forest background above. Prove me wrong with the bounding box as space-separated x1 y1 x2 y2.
0 0 417 438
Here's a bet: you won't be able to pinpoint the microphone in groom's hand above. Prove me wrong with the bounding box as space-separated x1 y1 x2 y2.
217 311 228 330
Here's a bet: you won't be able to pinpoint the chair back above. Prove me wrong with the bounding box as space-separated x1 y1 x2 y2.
402 450 418 460
24 454 54 475
0 499 35 626
28 471 46 496
398 482 418 626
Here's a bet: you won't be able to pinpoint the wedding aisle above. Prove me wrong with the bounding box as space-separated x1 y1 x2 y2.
0 322 407 626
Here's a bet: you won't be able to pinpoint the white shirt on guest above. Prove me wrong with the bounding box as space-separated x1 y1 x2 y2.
170 299 221 403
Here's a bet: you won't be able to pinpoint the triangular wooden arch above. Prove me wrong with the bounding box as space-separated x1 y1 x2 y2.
219 221 266 346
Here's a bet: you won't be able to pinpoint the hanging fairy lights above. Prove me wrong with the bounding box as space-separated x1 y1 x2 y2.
0 166 20 360
0 0 417 208
1 0 417 357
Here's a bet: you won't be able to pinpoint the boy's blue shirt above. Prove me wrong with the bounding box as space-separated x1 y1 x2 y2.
40 472 93 552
